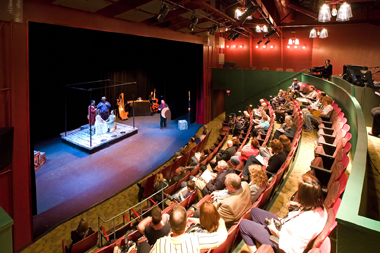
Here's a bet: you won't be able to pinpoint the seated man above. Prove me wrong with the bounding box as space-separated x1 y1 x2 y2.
200 161 235 197
271 90 286 108
175 137 196 157
213 173 252 229
287 78 301 98
210 140 237 168
136 206 170 247
168 167 186 186
151 205 227 253
171 180 196 202
274 96 294 124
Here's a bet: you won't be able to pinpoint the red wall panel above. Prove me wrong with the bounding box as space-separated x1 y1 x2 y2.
224 37 251 69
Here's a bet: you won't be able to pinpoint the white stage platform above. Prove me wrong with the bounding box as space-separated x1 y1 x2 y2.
61 123 138 153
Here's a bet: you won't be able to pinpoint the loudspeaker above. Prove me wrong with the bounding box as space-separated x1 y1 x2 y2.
0 127 14 171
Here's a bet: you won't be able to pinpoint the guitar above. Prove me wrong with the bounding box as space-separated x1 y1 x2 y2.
117 93 129 120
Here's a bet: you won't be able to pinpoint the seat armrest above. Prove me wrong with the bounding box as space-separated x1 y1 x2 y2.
310 165 332 174
319 141 336 156
315 152 334 159
318 133 335 144
321 121 332 128
318 127 334 135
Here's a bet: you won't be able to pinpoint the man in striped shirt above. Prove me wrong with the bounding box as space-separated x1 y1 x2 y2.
150 205 228 253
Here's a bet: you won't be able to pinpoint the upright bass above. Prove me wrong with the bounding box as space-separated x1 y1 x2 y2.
117 93 129 120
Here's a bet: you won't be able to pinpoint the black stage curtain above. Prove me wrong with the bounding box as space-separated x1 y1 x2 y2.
29 22 202 142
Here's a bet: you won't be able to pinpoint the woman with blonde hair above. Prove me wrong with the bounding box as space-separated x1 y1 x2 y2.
248 165 268 202
152 173 166 203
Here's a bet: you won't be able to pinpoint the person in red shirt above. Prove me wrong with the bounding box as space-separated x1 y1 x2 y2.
230 138 260 166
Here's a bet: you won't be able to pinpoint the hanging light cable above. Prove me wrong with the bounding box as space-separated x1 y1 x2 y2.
318 4 331 22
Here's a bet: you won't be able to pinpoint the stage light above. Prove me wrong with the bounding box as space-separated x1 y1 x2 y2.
232 45 236 48
209 23 219 35
265 39 270 45
227 31 236 40
264 28 276 38
270 45 274 48
256 45 259 48
257 39 263 45
294 46 298 48
263 45 266 48
156 2 170 22
302 46 306 49
226 45 230 48
287 45 290 48
188 13 198 31
232 32 241 41
239 45 243 48
238 5 258 22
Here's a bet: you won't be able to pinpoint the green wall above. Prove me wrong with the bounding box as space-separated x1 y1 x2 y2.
212 69 299 117
211 69 380 252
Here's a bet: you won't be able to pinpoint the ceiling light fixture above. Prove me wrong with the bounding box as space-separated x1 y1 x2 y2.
232 32 241 41
255 25 261 33
309 28 317 38
265 39 270 45
264 28 277 38
336 2 352 22
332 5 338 16
319 28 328 38
318 4 331 22
261 25 268 33
156 2 170 22
238 5 258 22
257 39 263 45
227 31 236 40
288 30 300 45
209 23 219 35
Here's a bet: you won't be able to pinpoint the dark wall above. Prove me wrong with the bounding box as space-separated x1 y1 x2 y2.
29 22 202 142
212 90 225 119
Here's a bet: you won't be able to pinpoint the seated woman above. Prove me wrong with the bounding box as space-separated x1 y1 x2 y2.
242 139 286 180
304 96 334 132
231 136 240 148
94 110 108 136
248 165 268 203
186 202 226 234
152 173 166 203
230 138 260 166
71 218 94 245
251 114 270 138
239 174 327 253
273 116 298 141
106 110 116 132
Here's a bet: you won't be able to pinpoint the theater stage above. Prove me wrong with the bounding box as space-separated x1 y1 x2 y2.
33 113 201 238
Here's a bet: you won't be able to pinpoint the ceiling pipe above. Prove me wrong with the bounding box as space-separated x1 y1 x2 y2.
248 0 281 37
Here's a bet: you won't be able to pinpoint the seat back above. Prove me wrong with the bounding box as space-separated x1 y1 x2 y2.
170 158 182 177
161 164 173 179
208 225 239 253
259 175 276 208
164 182 178 196
70 231 99 253
312 208 337 248
180 150 191 167
142 174 156 198
189 165 200 177
176 172 191 191
318 237 331 253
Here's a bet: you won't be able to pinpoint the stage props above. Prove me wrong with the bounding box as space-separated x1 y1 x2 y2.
161 107 171 123
117 93 128 120
178 120 188 130
34 150 46 170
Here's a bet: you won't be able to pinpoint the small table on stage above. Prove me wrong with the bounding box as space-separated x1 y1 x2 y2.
127 100 151 116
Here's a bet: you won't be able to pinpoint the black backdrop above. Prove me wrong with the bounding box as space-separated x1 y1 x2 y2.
29 22 202 142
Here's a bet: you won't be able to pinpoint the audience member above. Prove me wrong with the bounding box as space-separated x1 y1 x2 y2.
288 78 301 98
71 218 94 245
248 165 268 203
210 140 237 168
189 148 210 166
242 139 286 179
168 167 186 186
274 96 294 124
239 174 327 253
171 180 196 202
251 114 270 137
231 136 240 148
151 205 227 252
273 116 297 141
271 90 286 108
152 173 166 203
201 161 234 197
175 137 196 157
213 173 252 229
186 202 224 234
300 92 326 115
230 138 260 166
137 206 170 246
304 96 333 132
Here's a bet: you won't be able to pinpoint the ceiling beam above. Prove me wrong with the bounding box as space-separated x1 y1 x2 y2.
249 0 281 37
287 3 318 20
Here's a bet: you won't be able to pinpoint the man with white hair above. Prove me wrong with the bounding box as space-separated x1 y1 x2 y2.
97 96 111 120
213 173 252 229
158 100 169 129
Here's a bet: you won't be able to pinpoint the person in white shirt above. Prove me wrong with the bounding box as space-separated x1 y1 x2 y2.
300 92 326 119
304 96 334 131
239 174 328 253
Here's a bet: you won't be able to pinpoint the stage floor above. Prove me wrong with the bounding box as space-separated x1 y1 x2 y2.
61 123 138 153
33 113 201 238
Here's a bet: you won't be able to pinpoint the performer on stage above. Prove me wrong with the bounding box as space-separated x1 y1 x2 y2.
97 97 111 120
158 100 169 129
88 100 96 128
322 59 333 80
106 110 116 132
94 111 108 136
153 89 157 100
